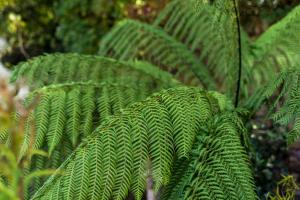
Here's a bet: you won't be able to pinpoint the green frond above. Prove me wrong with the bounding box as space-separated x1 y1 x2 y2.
80 87 96 138
46 91 67 155
30 87 255 200
65 89 81 146
18 80 171 196
29 155 46 196
246 67 300 145
99 19 215 89
143 99 174 189
165 112 256 200
130 112 149 200
20 79 177 155
10 53 179 90
73 147 90 200
154 0 241 94
112 115 133 200
250 5 300 84
19 112 35 160
288 117 300 146
62 155 77 200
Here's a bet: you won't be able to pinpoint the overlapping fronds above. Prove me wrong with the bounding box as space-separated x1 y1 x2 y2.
154 0 240 93
250 5 300 84
17 80 169 197
10 53 179 90
19 81 158 156
246 67 300 145
99 19 215 88
163 112 256 200
31 87 255 200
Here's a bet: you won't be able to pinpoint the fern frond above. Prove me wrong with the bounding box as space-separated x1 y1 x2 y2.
154 0 241 94
246 67 300 145
10 53 179 90
250 5 300 84
46 91 67 155
130 112 149 200
11 53 179 197
99 19 215 88
144 99 174 190
65 88 81 146
18 80 173 197
31 87 255 200
73 146 90 200
21 81 165 156
165 112 256 200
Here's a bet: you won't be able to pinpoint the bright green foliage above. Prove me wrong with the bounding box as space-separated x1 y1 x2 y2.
154 0 240 93
99 0 300 98
3 1 300 199
249 5 300 84
8 54 181 198
247 67 300 145
18 80 177 197
99 0 243 95
163 112 255 200
99 19 214 88
10 53 179 90
30 87 255 200
20 81 157 155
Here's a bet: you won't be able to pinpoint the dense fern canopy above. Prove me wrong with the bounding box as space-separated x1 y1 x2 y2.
99 0 300 98
5 53 183 198
31 87 255 200
1 1 300 200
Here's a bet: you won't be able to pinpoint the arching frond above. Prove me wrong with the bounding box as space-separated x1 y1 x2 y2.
163 112 255 200
154 0 241 94
99 19 215 89
18 80 176 197
10 53 179 90
20 80 171 157
31 87 255 200
246 67 300 145
250 5 300 84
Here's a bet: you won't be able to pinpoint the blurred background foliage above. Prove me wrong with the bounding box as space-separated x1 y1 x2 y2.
0 0 300 199
0 0 170 66
240 0 300 37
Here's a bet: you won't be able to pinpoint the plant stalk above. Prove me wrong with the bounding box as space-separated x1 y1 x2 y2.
233 0 242 107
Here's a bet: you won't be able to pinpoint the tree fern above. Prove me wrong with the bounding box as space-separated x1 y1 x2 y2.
99 19 215 88
10 53 179 90
19 81 167 156
30 87 255 200
154 0 241 94
15 80 178 197
2 1 298 199
163 112 255 200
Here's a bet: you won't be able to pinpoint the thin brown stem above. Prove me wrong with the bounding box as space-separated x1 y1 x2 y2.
17 30 29 59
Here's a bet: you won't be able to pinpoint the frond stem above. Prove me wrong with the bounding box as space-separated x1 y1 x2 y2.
233 0 242 107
